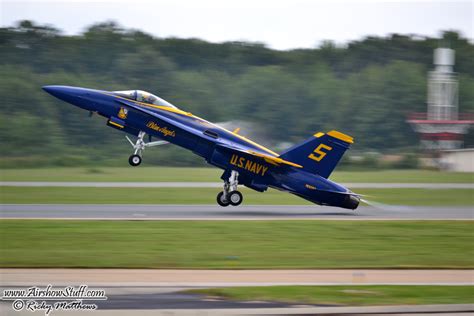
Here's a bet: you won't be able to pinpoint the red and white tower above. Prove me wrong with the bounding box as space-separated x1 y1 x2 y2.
407 48 473 150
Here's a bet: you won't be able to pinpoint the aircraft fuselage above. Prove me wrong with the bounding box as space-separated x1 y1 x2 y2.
43 85 359 210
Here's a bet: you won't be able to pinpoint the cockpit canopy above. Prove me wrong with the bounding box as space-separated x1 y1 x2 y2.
112 90 177 109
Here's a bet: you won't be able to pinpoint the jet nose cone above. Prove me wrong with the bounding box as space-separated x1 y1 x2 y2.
43 85 102 111
42 85 67 99
42 85 58 94
42 85 85 104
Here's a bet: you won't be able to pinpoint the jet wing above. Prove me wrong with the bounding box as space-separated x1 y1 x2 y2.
216 143 302 168
117 99 302 168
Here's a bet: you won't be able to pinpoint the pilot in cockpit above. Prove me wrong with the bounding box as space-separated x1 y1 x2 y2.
112 90 177 109
137 92 155 104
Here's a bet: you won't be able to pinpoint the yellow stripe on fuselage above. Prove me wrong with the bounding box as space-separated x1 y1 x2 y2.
249 151 303 168
104 91 279 157
189 114 279 157
220 127 279 156
109 121 124 128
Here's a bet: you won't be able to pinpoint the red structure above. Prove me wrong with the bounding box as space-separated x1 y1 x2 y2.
408 112 474 149
407 48 473 151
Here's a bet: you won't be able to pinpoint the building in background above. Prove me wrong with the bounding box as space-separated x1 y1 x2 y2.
439 148 474 172
407 48 474 171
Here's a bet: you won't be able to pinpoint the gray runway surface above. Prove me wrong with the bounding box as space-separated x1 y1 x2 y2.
1 204 472 220
0 286 294 311
2 181 473 188
4 269 472 286
2 286 472 315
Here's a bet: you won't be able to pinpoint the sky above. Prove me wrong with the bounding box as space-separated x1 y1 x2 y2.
1 0 472 50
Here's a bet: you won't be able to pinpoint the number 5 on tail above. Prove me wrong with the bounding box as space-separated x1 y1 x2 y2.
308 144 332 162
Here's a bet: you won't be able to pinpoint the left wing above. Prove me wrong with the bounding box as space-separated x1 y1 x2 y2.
118 98 302 168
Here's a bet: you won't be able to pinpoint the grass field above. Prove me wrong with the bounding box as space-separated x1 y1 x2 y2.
1 186 472 205
1 167 473 183
1 220 472 268
189 285 474 306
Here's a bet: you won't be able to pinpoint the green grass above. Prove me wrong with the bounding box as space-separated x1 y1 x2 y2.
189 285 474 306
1 187 472 205
1 220 472 268
1 167 473 183
0 167 220 182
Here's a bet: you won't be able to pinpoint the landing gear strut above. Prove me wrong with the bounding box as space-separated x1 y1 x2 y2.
217 170 243 207
125 131 168 166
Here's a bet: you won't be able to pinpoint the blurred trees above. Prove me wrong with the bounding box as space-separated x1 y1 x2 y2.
0 21 473 166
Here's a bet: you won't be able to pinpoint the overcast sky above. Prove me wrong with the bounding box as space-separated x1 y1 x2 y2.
1 0 472 50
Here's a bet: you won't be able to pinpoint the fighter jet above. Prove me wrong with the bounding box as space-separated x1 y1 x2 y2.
43 86 360 209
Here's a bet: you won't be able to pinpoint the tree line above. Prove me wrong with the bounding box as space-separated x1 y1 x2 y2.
1 20 473 167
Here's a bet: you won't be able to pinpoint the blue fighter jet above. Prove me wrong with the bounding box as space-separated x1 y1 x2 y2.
43 86 360 209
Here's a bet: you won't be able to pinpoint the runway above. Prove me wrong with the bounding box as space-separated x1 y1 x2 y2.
1 204 473 220
2 269 472 286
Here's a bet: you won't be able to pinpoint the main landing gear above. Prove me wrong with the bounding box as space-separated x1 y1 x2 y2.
217 170 243 207
125 131 168 166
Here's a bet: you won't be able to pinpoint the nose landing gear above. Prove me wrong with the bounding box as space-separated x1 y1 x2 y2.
125 131 169 166
217 170 243 207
